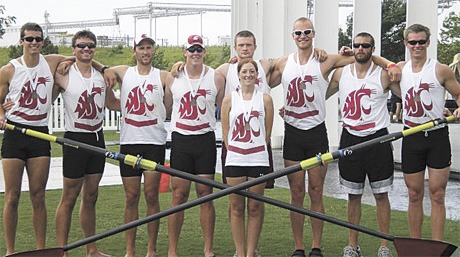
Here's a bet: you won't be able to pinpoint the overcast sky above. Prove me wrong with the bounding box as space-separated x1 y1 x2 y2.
1 0 232 46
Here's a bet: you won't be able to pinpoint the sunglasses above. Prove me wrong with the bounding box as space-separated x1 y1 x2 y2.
352 43 373 49
22 36 44 43
74 42 97 49
407 39 428 46
292 29 314 36
187 45 204 53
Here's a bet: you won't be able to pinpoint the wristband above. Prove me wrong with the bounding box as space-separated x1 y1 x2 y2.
386 62 396 69
101 66 110 74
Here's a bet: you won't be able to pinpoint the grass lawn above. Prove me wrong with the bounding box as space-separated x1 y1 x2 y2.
0 131 459 256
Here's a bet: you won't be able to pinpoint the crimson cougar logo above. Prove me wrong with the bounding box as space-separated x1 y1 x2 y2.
286 75 317 107
75 87 102 119
125 83 156 115
404 82 433 117
19 75 49 109
178 89 209 120
343 85 376 120
231 111 261 143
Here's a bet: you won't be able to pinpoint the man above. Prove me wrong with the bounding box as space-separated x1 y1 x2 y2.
0 22 113 255
398 23 460 241
268 17 399 257
109 34 168 257
217 30 275 188
53 30 119 257
164 34 225 257
327 32 400 257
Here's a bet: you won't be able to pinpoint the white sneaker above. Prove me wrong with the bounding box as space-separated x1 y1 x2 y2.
343 245 363 257
378 246 392 257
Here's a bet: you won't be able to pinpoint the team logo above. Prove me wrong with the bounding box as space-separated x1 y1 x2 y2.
75 86 102 119
18 75 49 109
126 83 156 115
231 111 261 143
285 75 319 118
404 82 433 118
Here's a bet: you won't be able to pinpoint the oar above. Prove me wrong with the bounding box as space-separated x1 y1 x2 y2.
5 116 458 257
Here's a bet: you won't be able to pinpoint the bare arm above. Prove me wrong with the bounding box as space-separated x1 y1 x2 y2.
105 88 121 111
0 64 13 129
220 93 231 147
214 70 226 108
438 63 460 118
263 93 274 144
268 56 287 88
164 73 175 119
326 68 342 100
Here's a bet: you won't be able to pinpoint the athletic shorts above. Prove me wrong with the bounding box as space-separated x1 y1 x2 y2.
1 120 51 160
339 128 394 195
120 144 166 177
62 130 105 179
402 126 451 174
283 122 329 162
221 143 275 188
225 166 270 178
170 131 216 175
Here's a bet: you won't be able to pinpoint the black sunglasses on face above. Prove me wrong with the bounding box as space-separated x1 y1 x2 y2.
22 36 44 43
407 39 428 46
74 42 97 49
187 46 204 53
353 43 373 49
292 29 314 36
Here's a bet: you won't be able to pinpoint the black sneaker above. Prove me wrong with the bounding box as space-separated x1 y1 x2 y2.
309 248 323 257
291 249 306 257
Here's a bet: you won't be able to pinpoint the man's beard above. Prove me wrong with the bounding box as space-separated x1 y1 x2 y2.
355 52 372 64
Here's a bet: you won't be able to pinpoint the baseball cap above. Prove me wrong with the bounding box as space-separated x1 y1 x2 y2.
185 34 204 49
133 34 155 48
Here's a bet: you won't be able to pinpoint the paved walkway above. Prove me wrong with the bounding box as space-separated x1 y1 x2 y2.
1 123 460 221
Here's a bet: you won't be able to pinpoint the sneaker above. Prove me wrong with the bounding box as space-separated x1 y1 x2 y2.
309 248 323 257
378 246 392 257
343 245 363 257
291 249 306 257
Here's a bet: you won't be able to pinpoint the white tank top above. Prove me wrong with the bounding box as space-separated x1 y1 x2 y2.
225 90 269 167
225 60 271 95
62 64 106 132
170 66 217 135
120 66 167 145
6 54 54 126
281 52 328 130
400 59 446 127
338 64 390 136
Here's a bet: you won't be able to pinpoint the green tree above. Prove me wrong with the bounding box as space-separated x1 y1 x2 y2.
0 5 16 39
438 11 460 66
338 13 353 50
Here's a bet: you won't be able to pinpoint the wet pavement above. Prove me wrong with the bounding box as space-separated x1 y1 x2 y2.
1 124 460 221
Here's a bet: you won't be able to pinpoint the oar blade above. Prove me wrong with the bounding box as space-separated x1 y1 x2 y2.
393 237 458 257
7 248 64 257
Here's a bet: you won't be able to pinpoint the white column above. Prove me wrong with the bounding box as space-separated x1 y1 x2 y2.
314 0 340 150
406 0 438 59
231 0 306 148
353 0 381 55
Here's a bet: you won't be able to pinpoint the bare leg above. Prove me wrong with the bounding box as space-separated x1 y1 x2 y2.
246 179 266 257
285 159 306 251
25 157 50 251
403 170 425 238
2 158 26 255
122 176 142 257
307 165 326 249
227 177 247 257
144 171 161 257
196 174 216 257
347 194 362 247
428 167 449 241
374 192 390 247
168 177 192 257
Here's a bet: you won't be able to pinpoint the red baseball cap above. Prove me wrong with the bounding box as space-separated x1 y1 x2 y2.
185 34 204 49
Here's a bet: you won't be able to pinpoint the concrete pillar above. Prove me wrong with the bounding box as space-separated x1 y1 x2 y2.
353 0 382 55
406 0 438 59
314 0 340 150
231 0 306 148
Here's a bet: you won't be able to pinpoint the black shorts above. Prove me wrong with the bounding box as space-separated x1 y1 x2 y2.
170 131 216 175
120 144 166 177
402 126 451 174
283 122 329 161
62 130 106 179
338 128 394 194
225 166 270 178
1 120 51 160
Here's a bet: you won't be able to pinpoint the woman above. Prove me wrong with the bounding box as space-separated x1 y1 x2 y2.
220 59 274 257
